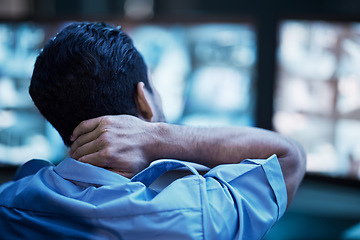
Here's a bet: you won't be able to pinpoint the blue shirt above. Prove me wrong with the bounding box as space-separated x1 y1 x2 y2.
0 155 287 240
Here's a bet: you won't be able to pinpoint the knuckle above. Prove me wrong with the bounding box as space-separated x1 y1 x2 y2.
100 116 113 126
99 148 114 163
99 149 108 159
98 133 111 146
100 127 111 136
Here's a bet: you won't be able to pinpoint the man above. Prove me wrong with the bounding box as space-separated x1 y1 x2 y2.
0 22 306 239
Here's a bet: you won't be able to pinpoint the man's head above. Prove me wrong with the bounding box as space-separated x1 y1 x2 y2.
30 22 164 147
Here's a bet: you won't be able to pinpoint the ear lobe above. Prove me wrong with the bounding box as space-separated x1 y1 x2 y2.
135 82 154 121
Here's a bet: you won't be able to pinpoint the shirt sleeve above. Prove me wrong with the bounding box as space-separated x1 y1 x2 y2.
201 154 287 240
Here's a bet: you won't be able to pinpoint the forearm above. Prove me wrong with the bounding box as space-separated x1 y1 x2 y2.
150 122 300 168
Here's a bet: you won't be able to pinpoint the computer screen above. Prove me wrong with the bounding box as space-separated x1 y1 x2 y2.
128 23 257 126
274 20 360 180
0 21 257 166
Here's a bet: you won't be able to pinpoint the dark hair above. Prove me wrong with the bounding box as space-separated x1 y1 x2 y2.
30 22 151 146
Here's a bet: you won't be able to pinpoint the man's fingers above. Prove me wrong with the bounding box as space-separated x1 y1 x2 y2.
69 126 104 157
70 132 93 156
77 152 107 168
70 138 101 160
70 116 115 156
71 117 105 142
77 147 126 170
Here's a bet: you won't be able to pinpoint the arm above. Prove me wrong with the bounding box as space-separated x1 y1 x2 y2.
70 115 306 207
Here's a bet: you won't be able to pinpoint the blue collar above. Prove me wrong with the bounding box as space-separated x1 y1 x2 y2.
54 157 130 186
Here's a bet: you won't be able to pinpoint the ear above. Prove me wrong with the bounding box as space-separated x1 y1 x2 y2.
135 82 154 121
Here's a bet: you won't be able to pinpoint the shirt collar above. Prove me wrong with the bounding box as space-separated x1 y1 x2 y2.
54 157 130 186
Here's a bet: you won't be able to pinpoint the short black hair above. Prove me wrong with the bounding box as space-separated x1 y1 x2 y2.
30 22 151 146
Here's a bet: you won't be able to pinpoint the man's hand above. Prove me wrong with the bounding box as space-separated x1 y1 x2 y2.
70 115 157 178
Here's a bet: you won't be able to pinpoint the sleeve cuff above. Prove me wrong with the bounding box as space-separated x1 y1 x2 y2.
245 154 288 219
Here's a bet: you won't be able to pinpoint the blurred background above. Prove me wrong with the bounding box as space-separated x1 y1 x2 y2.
1 0 360 239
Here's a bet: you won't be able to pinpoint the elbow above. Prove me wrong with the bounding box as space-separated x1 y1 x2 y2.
281 139 307 208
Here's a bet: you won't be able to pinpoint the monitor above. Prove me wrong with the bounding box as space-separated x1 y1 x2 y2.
274 19 360 180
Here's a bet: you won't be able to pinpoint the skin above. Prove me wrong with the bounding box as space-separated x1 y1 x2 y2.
69 82 306 208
